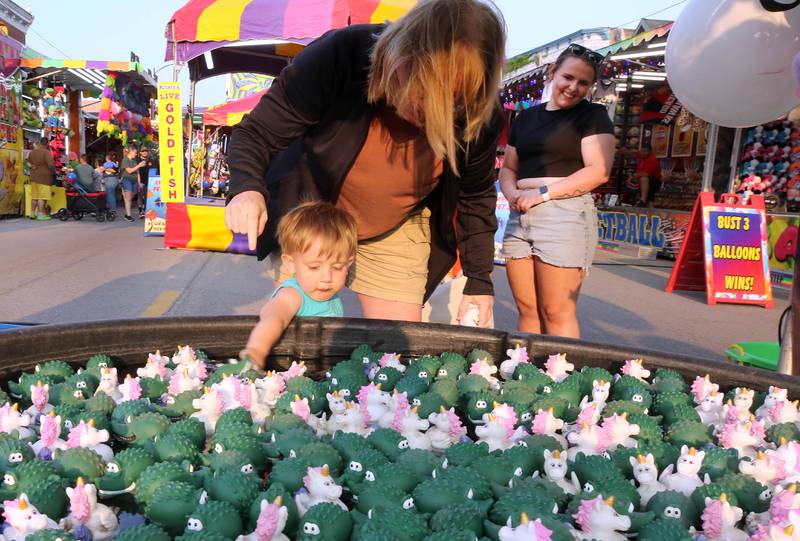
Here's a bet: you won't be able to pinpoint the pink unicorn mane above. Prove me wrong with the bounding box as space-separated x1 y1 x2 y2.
212 390 225 418
469 360 484 375
576 405 598 426
769 488 796 524
445 409 463 439
531 410 551 435
196 361 208 380
303 467 323 491
596 423 613 452
0 403 11 419
282 362 305 380
621 359 635 375
533 519 554 541
236 381 253 410
751 419 766 440
39 415 59 446
379 353 396 367
573 497 601 531
168 372 182 395
2 498 24 522
690 376 708 401
31 385 48 410
717 422 737 448
511 346 529 364
255 501 282 539
124 378 142 401
546 353 567 370
769 454 788 481
390 395 411 433
66 422 86 448
701 499 724 537
69 484 91 524
357 384 375 424
291 397 310 422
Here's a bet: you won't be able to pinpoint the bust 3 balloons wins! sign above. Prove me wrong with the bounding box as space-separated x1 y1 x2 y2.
667 193 773 308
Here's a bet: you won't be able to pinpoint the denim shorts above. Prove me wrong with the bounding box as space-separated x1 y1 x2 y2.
121 177 138 193
502 194 598 270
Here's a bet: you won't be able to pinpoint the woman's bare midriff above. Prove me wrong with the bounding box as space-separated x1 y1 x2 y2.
516 176 566 190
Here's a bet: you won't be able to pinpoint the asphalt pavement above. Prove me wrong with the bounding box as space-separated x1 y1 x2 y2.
0 215 790 362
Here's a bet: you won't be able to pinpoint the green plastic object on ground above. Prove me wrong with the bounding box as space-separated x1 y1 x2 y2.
724 341 780 371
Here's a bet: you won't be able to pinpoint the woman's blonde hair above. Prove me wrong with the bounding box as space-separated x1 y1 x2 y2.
277 202 358 261
368 0 506 175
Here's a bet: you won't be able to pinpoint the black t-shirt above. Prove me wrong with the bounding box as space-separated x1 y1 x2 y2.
508 100 614 178
138 157 156 184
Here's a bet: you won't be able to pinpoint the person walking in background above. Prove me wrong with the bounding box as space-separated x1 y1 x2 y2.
136 148 155 218
634 143 661 207
120 146 146 222
499 44 616 338
27 138 55 220
102 152 119 215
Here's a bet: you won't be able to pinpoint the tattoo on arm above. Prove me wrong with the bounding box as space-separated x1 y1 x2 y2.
554 189 587 200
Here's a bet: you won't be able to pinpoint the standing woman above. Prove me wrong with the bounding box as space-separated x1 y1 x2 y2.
499 45 616 337
225 0 506 326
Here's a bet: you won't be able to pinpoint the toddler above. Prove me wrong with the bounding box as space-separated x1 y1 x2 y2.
241 201 357 367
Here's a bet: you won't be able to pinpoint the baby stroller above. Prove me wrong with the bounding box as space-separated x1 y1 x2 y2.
57 177 116 222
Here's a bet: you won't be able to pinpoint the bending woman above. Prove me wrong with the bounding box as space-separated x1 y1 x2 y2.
225 0 506 326
499 44 616 337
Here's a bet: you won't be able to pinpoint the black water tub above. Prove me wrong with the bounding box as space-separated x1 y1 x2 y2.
0 316 794 394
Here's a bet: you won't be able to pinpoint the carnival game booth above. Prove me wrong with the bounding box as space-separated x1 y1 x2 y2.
18 57 156 216
162 0 418 254
189 88 269 198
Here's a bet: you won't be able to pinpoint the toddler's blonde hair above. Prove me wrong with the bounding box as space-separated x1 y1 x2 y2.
277 202 358 260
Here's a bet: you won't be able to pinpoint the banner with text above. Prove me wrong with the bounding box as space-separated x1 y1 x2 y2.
667 193 772 308
158 82 184 203
703 201 772 306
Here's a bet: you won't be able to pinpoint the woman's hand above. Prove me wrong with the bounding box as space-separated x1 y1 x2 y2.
458 294 493 328
515 189 544 212
225 190 268 251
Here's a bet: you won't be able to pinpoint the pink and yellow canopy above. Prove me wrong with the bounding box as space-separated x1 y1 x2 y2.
203 88 268 126
167 0 417 62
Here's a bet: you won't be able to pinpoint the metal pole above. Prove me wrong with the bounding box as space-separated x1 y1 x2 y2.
792 239 799 374
171 22 180 81
700 123 719 192
727 127 743 193
187 79 196 197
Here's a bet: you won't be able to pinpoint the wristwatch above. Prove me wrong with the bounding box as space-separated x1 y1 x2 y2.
539 185 551 202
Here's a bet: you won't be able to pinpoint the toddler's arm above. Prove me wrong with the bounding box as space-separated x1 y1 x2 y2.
240 288 302 369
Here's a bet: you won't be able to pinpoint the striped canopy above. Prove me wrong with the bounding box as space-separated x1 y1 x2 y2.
166 0 417 62
596 22 672 56
203 88 268 126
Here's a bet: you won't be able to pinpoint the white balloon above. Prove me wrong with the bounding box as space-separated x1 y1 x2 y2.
666 0 800 127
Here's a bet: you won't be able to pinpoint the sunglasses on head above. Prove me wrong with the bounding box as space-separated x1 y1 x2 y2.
562 43 605 67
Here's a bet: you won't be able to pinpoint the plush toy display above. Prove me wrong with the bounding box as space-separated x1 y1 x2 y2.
738 119 799 209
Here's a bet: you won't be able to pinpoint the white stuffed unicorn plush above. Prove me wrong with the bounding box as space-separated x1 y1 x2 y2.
534 449 580 495
630 453 667 507
659 446 710 496
60 477 120 541
95 367 122 402
2 493 59 541
294 465 347 517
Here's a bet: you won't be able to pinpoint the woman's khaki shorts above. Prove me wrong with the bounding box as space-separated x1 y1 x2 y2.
29 183 52 201
269 207 431 305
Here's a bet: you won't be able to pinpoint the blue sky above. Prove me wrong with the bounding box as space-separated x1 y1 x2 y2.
21 0 686 107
